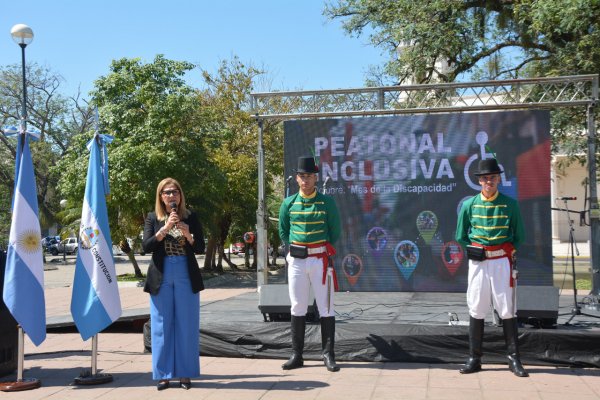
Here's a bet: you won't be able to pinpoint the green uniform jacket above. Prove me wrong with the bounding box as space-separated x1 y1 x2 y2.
279 190 341 245
456 191 525 249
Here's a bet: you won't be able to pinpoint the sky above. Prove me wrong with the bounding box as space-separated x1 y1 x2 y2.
1 0 389 98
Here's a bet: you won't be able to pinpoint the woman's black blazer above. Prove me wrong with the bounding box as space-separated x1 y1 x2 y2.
142 211 205 295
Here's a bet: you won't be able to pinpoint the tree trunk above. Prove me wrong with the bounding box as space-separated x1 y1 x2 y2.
128 251 143 277
271 248 277 267
220 247 238 270
244 243 250 268
213 238 226 273
119 239 143 277
216 246 223 268
203 237 217 271
216 214 235 271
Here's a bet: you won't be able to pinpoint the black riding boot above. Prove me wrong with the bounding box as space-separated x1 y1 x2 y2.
503 318 529 377
320 316 340 372
460 317 484 374
282 315 306 370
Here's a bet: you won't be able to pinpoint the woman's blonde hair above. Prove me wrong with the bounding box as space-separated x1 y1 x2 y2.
154 177 190 220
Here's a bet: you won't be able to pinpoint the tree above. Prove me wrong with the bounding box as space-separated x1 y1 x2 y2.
325 0 600 160
325 0 600 83
0 63 93 240
198 57 284 271
58 55 213 276
57 55 286 277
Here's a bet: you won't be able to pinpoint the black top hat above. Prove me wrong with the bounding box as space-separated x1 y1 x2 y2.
296 156 319 174
475 158 503 176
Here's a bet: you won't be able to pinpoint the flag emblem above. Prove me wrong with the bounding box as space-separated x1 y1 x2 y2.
18 230 42 253
80 226 100 249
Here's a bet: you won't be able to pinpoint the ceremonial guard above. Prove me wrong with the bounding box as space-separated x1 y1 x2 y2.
456 158 529 377
278 156 342 372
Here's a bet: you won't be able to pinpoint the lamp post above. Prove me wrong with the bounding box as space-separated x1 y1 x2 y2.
10 24 33 139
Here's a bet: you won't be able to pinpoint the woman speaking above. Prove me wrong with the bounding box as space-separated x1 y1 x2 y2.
143 177 205 390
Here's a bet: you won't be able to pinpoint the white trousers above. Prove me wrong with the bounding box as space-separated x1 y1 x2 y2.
467 257 515 319
287 254 335 317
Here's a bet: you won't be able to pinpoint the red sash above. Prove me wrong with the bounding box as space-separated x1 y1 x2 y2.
305 242 339 291
471 242 517 287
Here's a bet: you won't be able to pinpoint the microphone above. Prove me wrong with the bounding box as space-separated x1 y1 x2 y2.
286 175 293 183
556 196 577 201
168 201 184 244
322 176 331 191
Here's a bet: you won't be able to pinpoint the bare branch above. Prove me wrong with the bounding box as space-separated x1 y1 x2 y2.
493 55 552 79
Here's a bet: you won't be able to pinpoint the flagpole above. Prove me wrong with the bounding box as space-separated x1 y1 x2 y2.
16 326 41 388
16 326 23 381
73 335 112 385
92 334 98 376
0 327 41 392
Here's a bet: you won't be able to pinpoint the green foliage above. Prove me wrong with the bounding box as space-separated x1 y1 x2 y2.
325 0 600 163
576 278 591 291
58 55 210 243
325 0 600 82
199 57 283 247
116 273 146 282
514 0 600 77
57 55 285 267
0 189 9 248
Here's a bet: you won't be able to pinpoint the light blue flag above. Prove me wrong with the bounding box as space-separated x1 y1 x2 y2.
3 135 46 346
71 135 121 341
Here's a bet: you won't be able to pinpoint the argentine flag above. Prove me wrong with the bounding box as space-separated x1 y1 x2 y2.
3 136 46 346
71 136 121 340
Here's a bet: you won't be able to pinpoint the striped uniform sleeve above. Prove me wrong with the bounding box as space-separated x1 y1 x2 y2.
456 197 474 247
278 197 291 244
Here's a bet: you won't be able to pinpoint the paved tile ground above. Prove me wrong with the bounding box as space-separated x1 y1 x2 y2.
2 331 600 400
1 240 598 398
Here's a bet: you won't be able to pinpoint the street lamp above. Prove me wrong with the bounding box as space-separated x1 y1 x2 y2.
10 24 34 136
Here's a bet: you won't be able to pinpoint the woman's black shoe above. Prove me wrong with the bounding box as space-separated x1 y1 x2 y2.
180 379 192 390
157 380 170 391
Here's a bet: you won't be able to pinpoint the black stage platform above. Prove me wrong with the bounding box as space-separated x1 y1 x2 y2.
45 279 600 368
153 289 600 368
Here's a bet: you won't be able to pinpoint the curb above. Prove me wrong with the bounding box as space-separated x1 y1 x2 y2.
553 256 590 261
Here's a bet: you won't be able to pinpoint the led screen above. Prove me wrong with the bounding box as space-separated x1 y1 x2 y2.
283 111 552 292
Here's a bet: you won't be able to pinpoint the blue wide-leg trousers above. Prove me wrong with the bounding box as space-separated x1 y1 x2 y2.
150 255 200 380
